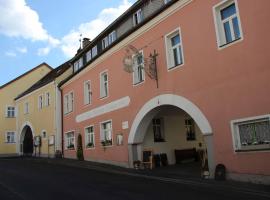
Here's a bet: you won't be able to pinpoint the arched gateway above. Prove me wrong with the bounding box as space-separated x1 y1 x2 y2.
128 94 215 178
19 124 34 156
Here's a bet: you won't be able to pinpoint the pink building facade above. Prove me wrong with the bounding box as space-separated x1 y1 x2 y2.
60 0 270 183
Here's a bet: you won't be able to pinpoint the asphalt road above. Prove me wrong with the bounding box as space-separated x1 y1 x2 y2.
0 158 269 200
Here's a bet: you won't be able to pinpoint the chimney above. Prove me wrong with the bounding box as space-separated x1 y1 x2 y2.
82 38 91 48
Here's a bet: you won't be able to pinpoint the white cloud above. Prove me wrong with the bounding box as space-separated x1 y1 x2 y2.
37 47 50 56
5 51 16 57
0 0 59 56
16 47 27 54
60 0 133 57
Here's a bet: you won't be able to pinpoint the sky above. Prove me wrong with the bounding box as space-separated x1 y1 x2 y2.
0 0 136 86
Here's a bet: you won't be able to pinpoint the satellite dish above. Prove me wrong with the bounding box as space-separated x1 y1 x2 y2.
122 45 139 73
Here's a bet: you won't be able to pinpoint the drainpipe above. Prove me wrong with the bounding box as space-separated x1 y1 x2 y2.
60 88 64 158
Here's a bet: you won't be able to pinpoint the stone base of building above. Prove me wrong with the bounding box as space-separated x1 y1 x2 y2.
0 153 19 158
228 172 270 185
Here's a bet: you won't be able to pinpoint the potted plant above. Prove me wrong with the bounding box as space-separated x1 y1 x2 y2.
86 142 94 148
101 139 112 146
67 144 74 150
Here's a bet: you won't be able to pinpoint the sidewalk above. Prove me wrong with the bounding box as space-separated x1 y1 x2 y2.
13 157 270 198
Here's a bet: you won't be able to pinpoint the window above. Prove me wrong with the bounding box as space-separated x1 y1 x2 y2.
45 92 50 107
108 31 116 44
65 131 75 150
38 95 43 109
85 126 95 148
133 51 145 85
6 106 15 118
86 49 92 62
116 134 124 146
153 118 165 142
5 132 15 143
213 0 242 47
100 71 108 98
102 37 109 49
100 121 112 146
133 9 143 26
74 57 83 72
185 118 196 141
64 92 74 114
84 81 92 105
164 0 172 4
165 29 184 69
24 102 29 114
231 115 270 152
92 45 98 57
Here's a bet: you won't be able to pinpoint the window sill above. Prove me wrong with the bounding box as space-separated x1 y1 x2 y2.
167 62 184 72
133 80 145 87
100 95 109 100
235 148 270 153
218 37 242 50
154 139 166 143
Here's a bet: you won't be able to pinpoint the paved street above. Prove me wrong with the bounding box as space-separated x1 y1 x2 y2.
0 158 269 200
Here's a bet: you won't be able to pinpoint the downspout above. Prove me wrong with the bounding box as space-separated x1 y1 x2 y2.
60 88 64 157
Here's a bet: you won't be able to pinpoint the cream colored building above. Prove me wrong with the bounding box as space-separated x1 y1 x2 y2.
15 62 72 157
0 63 52 156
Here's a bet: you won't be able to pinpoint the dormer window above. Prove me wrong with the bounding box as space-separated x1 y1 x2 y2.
102 30 117 50
74 57 83 72
133 9 143 26
92 45 98 58
86 49 92 62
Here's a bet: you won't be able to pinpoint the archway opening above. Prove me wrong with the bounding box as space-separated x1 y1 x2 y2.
128 94 214 178
21 125 34 156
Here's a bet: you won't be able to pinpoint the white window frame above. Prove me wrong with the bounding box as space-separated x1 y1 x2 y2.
85 125 95 149
6 105 16 118
38 94 43 110
65 131 75 150
213 0 243 49
108 30 116 45
73 57 84 72
132 50 145 85
230 114 270 152
24 102 29 114
86 49 92 62
63 91 74 115
44 92 50 107
165 27 184 70
102 37 109 49
84 80 92 105
100 120 113 146
100 71 109 99
5 131 16 143
133 9 143 26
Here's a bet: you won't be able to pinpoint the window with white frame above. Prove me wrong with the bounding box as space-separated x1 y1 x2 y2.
100 71 108 98
85 126 95 148
165 29 184 69
84 81 92 105
63 92 74 114
5 132 15 143
38 95 43 109
153 118 165 142
108 31 116 45
24 102 29 114
231 115 270 152
45 92 50 107
102 37 109 49
6 106 15 118
213 0 242 47
133 51 145 85
92 45 98 58
86 49 92 62
133 9 143 26
100 121 112 146
164 0 172 4
65 131 75 150
73 57 84 72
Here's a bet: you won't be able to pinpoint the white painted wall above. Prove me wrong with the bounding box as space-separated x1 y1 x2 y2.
143 112 205 165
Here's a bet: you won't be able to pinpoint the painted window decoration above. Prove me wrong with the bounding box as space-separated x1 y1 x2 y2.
133 9 143 26
116 134 124 146
185 118 196 141
166 29 184 69
64 92 74 114
38 95 43 110
65 132 75 150
85 126 95 148
5 132 15 143
100 71 108 98
73 57 84 72
24 102 29 114
214 0 242 47
100 121 112 146
153 118 165 142
6 106 15 118
84 81 92 105
232 116 270 151
133 51 145 85
45 92 50 107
